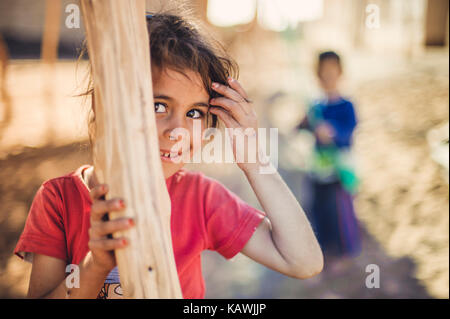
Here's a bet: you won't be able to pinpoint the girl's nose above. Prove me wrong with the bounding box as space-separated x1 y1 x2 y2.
162 115 187 141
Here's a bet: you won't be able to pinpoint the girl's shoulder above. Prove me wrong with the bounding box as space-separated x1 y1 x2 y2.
15 166 91 263
38 165 91 203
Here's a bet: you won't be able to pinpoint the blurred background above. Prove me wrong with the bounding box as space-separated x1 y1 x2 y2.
0 0 448 298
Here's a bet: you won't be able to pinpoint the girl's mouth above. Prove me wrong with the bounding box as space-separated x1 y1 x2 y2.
160 149 182 162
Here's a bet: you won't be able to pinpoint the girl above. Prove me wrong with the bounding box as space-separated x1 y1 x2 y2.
15 13 323 299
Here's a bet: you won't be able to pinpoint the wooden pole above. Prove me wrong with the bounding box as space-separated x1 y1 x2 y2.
80 0 182 299
0 33 8 100
0 33 12 136
41 0 61 64
425 0 449 46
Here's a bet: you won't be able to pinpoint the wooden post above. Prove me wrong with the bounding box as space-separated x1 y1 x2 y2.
41 0 61 64
425 0 449 46
0 33 12 135
80 0 182 299
0 33 8 98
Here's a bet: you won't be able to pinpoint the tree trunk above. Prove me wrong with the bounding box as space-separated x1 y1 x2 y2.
80 0 182 299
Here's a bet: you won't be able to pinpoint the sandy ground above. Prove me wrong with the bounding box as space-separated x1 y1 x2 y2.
0 47 448 298
352 50 449 298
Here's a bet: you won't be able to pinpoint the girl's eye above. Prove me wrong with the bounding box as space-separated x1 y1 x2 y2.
154 102 167 113
186 109 204 119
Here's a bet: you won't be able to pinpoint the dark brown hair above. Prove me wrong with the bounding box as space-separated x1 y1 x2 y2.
147 13 238 128
317 50 342 75
81 12 238 146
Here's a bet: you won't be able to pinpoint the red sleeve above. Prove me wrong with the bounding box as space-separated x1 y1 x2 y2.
203 177 266 259
14 181 68 263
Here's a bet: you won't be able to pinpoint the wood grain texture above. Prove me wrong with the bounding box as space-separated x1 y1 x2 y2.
80 0 182 299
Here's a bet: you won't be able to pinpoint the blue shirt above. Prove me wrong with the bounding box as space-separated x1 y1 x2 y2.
297 97 358 187
306 97 357 148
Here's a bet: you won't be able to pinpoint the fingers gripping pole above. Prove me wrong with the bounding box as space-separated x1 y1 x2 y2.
80 0 182 298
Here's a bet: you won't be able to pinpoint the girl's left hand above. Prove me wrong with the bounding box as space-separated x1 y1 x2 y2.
209 77 264 173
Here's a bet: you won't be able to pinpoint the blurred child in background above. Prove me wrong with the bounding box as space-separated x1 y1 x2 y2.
297 51 361 273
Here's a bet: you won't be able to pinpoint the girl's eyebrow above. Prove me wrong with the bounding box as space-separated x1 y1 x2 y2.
154 94 173 101
154 95 209 108
193 102 210 108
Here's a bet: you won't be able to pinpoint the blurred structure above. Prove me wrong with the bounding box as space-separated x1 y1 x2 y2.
0 0 448 298
424 0 449 46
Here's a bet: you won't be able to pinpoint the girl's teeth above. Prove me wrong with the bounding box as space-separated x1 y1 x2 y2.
160 151 181 158
160 151 176 158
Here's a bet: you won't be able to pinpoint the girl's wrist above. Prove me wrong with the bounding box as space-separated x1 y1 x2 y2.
82 252 112 278
240 148 276 176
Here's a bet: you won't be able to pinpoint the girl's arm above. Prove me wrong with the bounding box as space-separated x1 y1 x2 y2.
28 253 110 298
240 167 323 279
209 78 323 279
27 184 134 298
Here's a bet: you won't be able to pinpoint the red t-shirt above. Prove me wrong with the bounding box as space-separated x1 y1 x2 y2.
14 165 265 299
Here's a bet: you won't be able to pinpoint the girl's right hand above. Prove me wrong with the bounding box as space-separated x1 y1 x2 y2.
87 184 134 273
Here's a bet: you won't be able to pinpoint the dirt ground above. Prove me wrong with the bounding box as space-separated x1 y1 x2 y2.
0 142 432 299
0 47 448 298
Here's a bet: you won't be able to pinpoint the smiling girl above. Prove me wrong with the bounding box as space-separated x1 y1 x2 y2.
14 13 323 299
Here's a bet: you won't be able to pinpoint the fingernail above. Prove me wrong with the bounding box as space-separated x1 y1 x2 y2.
228 77 233 82
121 239 128 246
128 219 134 226
212 82 218 88
117 199 125 208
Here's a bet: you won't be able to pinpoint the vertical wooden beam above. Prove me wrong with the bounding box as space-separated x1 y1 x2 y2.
0 33 12 135
425 0 449 46
41 0 61 64
0 33 8 95
80 0 182 299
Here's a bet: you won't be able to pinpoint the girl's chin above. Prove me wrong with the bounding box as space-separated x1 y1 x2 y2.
161 160 184 179
160 156 185 166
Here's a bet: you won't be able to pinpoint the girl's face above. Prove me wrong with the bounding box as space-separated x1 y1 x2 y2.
152 67 210 179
